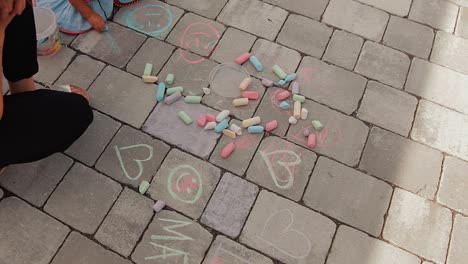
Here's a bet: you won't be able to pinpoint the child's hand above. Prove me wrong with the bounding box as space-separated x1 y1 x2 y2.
87 13 106 32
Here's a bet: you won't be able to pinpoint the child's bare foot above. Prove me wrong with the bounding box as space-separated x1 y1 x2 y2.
70 85 90 102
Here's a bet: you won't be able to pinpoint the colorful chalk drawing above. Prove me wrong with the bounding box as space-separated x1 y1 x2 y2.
114 144 153 181
209 242 254 264
167 165 203 204
126 4 174 37
146 242 189 264
104 32 122 54
259 150 301 190
178 22 221 64
297 67 313 86
257 209 312 259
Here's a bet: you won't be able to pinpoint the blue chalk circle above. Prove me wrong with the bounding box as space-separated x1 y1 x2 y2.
126 4 174 38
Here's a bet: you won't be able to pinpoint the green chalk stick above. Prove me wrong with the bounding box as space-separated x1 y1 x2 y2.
293 94 305 102
178 111 193 124
139 181 150 194
166 86 183 95
312 120 324 131
184 96 202 104
143 63 153 76
272 65 287 80
166 73 174 85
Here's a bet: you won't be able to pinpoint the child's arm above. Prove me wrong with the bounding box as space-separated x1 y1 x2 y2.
68 0 105 32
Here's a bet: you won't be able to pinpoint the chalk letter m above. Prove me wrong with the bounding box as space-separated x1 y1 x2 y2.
151 218 193 241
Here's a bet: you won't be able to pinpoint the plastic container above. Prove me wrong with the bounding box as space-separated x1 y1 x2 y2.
34 7 61 56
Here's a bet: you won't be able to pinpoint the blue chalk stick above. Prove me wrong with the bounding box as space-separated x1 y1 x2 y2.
280 101 290 110
214 119 229 133
157 82 166 102
284 73 297 83
278 80 286 87
249 56 263 72
248 126 264 134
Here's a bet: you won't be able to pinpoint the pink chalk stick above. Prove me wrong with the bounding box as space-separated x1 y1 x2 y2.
265 120 278 132
221 142 236 159
197 115 207 127
307 134 317 148
205 114 216 122
234 52 251 65
152 200 166 213
242 91 260 100
276 90 291 101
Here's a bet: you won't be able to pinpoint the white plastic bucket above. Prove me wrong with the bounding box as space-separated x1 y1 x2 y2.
34 7 61 56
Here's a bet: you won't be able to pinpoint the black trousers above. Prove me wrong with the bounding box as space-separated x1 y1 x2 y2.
0 4 93 167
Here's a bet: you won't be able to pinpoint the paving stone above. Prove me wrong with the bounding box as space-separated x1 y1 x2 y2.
437 157 468 214
218 0 288 41
126 38 175 77
406 58 468 115
72 22 146 68
210 120 263 176
201 173 258 238
95 188 154 257
55 55 105 89
456 7 468 38
204 78 265 120
0 188 3 200
240 190 336 264
323 0 389 41
143 99 220 159
355 41 410 89
59 32 76 46
357 81 417 136
327 225 420 264
360 127 443 199
246 136 317 201
167 13 226 57
210 27 256 64
264 0 329 20
304 157 392 236
431 31 468 75
447 214 468 264
35 47 75 84
244 39 302 82
356 0 412 16
0 153 72 207
157 49 218 96
51 232 132 264
409 0 458 32
148 149 221 219
132 210 213 264
287 99 369 166
113 0 184 39
383 16 434 59
96 125 169 187
296 56 367 114
412 100 468 161
88 66 156 128
323 30 364 70
254 87 292 137
448 0 468 6
66 111 120 166
0 197 69 264
277 15 332 58
167 0 227 19
45 163 122 234
383 188 452 263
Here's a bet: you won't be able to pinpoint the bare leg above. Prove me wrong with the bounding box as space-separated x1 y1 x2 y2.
8 77 35 94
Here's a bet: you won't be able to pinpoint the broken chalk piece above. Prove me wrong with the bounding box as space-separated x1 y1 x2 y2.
232 98 249 107
156 82 166 102
248 125 264 134
230 124 242 135
143 63 153 76
307 134 317 148
139 180 150 194
164 92 182 105
197 115 207 127
214 119 229 133
265 120 278 132
165 73 174 85
142 76 158 83
261 78 274 87
242 116 261 128
289 116 298 125
291 81 300 94
301 108 308 120
293 94 305 103
206 114 216 122
249 55 263 71
234 52 251 65
294 101 301 119
278 80 286 87
184 96 202 104
272 65 287 79
103 25 109 32
222 129 237 139
242 91 259 100
276 90 291 101
221 142 236 159
239 77 252 91
216 110 230 122
166 86 183 95
177 111 193 125
312 120 324 131
280 101 290 110
204 121 216 130
153 200 166 213
303 128 311 137
284 73 297 83
203 87 211 95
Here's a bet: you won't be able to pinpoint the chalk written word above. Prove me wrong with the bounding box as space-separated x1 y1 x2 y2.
114 144 153 181
167 165 203 204
179 22 221 64
126 4 174 37
259 150 301 190
145 242 189 264
257 209 312 259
